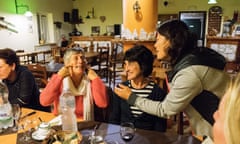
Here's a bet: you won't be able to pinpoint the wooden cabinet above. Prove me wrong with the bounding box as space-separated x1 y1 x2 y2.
206 36 240 72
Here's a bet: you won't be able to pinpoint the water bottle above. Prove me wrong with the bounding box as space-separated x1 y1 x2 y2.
0 81 13 132
59 89 78 132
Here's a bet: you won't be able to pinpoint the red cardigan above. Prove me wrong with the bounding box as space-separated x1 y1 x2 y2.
40 74 108 119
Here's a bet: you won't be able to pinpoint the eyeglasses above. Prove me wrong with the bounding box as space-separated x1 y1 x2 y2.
71 47 85 52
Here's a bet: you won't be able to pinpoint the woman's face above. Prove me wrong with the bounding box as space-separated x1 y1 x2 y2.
154 33 171 61
213 92 227 144
68 53 86 76
0 59 14 80
124 60 142 80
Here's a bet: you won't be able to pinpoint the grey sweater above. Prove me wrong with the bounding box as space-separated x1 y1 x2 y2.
128 65 230 138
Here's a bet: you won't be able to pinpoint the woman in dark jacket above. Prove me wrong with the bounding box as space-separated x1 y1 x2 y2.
109 45 167 132
0 48 49 111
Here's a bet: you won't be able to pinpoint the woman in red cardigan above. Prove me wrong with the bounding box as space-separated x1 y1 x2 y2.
40 47 108 120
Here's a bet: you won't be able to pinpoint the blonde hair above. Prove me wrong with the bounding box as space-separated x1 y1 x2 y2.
224 74 240 144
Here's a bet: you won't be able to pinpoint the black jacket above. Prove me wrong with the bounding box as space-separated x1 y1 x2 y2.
109 81 167 132
3 66 50 112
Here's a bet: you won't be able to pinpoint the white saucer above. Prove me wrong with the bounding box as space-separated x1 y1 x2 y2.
31 130 50 141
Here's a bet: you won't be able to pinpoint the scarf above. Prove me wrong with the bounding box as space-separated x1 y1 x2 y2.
62 75 94 121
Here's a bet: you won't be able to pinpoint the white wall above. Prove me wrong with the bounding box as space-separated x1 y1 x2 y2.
0 13 38 52
0 0 74 52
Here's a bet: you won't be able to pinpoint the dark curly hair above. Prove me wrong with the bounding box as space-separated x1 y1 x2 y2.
0 48 20 69
123 45 154 77
157 19 198 65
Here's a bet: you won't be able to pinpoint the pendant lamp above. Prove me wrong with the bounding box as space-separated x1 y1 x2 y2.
208 0 217 4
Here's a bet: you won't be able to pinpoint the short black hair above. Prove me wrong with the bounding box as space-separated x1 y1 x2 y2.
0 48 20 68
124 45 154 77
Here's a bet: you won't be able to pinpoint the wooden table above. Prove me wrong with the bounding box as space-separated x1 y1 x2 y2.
45 63 64 77
17 52 39 64
79 121 202 144
0 107 201 144
0 108 55 144
85 51 99 66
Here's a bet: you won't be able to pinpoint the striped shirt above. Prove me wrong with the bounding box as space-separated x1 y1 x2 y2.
128 81 155 117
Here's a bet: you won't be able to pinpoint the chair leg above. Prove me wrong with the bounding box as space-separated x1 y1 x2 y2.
113 71 116 87
109 71 114 88
105 69 108 83
177 112 184 135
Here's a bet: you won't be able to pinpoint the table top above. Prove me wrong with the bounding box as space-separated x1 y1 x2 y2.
85 51 99 66
45 62 64 73
85 51 99 58
79 121 201 144
0 108 201 144
0 108 55 144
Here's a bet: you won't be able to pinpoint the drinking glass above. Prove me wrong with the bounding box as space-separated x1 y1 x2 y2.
19 119 33 142
120 122 135 144
11 104 21 132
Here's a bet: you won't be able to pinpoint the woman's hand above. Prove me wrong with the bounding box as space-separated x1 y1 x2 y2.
57 66 71 78
87 68 99 80
114 84 132 100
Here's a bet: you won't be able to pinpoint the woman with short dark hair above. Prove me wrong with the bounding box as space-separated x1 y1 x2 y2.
109 45 167 132
0 48 49 111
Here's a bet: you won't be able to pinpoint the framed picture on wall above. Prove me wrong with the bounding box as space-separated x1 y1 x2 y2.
234 24 240 36
91 26 100 36
106 25 114 35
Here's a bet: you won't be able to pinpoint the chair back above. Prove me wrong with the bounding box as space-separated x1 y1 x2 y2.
108 42 124 87
96 43 110 69
27 64 48 88
91 43 110 82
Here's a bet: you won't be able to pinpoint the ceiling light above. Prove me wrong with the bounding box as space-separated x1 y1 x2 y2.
208 0 217 4
24 11 33 17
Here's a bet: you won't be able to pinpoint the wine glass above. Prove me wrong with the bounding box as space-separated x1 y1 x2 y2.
19 119 33 142
11 104 21 132
120 122 135 144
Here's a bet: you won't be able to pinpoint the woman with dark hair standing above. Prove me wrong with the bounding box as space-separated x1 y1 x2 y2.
114 20 230 138
0 48 49 111
109 45 167 132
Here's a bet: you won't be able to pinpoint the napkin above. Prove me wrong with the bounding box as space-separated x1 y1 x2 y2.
48 115 62 126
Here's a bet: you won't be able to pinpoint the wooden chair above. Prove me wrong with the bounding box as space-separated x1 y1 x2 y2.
92 43 110 82
37 50 52 64
108 41 124 87
16 51 38 64
27 64 48 88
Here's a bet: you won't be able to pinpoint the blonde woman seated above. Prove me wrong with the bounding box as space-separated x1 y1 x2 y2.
40 47 108 120
213 74 240 144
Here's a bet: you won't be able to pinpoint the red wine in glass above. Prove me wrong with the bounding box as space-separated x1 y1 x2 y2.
120 122 135 143
121 133 134 142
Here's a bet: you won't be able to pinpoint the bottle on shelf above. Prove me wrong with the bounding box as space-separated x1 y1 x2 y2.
59 89 78 132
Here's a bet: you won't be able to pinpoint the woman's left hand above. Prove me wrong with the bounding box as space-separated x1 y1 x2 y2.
114 84 132 100
87 68 98 80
